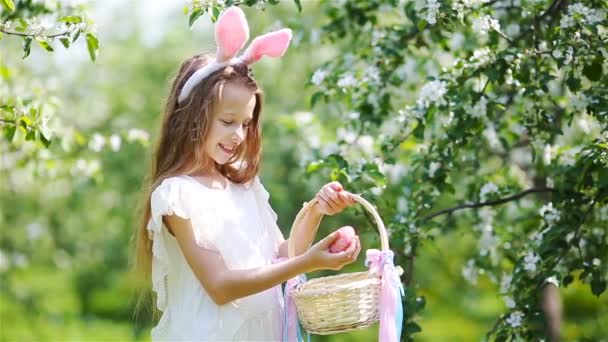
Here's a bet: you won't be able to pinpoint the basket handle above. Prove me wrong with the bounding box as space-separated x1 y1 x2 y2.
288 192 390 259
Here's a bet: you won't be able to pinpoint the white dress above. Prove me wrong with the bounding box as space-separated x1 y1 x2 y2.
147 174 286 341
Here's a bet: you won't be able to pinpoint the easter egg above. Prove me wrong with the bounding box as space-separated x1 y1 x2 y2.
329 226 356 253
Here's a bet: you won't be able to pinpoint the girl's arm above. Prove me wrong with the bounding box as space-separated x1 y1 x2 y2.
277 203 323 258
166 214 327 306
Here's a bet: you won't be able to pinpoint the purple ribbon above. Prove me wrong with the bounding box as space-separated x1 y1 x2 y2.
365 249 404 342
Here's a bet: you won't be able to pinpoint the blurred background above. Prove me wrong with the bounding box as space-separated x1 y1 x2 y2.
1 0 606 341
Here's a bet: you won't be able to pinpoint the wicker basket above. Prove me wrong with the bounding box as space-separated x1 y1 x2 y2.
287 193 403 335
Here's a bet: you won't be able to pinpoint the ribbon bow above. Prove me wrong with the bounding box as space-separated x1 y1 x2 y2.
365 249 405 342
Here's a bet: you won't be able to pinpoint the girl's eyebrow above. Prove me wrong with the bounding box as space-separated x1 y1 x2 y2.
222 112 252 121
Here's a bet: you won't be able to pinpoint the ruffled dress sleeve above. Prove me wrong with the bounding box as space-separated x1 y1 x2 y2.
146 177 217 312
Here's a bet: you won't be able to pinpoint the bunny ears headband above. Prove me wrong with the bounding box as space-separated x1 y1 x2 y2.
178 7 293 104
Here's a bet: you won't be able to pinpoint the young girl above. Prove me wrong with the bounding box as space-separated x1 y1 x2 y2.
134 7 361 341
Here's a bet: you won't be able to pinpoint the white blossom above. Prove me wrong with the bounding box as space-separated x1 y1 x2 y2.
26 222 45 241
505 23 520 36
470 96 488 118
312 68 328 86
357 135 374 155
424 0 441 25
127 128 150 144
462 259 478 284
294 111 313 126
337 72 358 88
593 258 601 266
560 3 606 28
483 125 503 151
88 133 105 152
71 159 101 177
480 182 499 201
506 311 524 328
539 202 561 225
545 276 559 287
470 47 493 66
599 205 608 221
523 251 540 273
417 80 447 108
552 49 563 59
363 65 381 85
428 161 441 177
479 229 499 259
563 47 574 65
109 134 121 152
500 273 512 293
569 92 589 113
503 296 516 308
559 148 578 166
543 144 554 165
337 127 357 144
462 0 489 8
472 15 501 36
321 143 339 157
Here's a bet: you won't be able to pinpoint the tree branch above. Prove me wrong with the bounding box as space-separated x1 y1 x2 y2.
0 28 71 38
420 187 558 221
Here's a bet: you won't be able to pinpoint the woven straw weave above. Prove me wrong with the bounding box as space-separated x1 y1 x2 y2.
287 193 402 335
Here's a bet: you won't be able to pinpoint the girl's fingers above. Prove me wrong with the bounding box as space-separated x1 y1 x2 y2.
322 188 341 211
327 187 349 209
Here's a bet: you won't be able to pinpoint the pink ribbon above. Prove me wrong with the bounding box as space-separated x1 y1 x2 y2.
365 249 404 342
272 255 306 342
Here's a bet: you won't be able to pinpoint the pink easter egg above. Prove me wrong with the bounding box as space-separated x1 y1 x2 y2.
329 226 356 253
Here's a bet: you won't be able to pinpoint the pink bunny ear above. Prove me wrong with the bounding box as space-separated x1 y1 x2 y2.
240 29 293 65
215 7 250 62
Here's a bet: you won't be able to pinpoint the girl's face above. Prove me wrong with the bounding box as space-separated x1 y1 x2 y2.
205 81 256 165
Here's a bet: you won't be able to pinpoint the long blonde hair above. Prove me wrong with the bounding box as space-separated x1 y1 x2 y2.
131 52 264 319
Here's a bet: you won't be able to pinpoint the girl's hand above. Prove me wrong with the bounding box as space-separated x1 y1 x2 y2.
314 181 356 216
303 230 361 272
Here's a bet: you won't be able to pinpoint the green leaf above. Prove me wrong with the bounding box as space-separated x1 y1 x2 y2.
306 160 324 174
405 321 422 334
71 29 81 43
1 0 15 11
86 33 99 62
566 76 581 92
37 39 54 52
583 58 603 82
310 91 325 107
293 0 302 12
562 274 574 287
59 38 70 48
210 6 221 22
59 16 83 24
417 20 427 32
591 273 606 296
23 38 32 59
40 132 51 148
189 8 204 27
4 125 16 142
25 129 36 141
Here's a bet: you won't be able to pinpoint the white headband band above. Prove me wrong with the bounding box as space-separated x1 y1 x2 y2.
178 57 243 103
177 7 292 105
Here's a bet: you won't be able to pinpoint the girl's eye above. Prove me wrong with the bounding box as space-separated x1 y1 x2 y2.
221 120 233 125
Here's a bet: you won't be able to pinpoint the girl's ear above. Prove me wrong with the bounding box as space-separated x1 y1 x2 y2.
215 7 250 62
240 29 293 65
